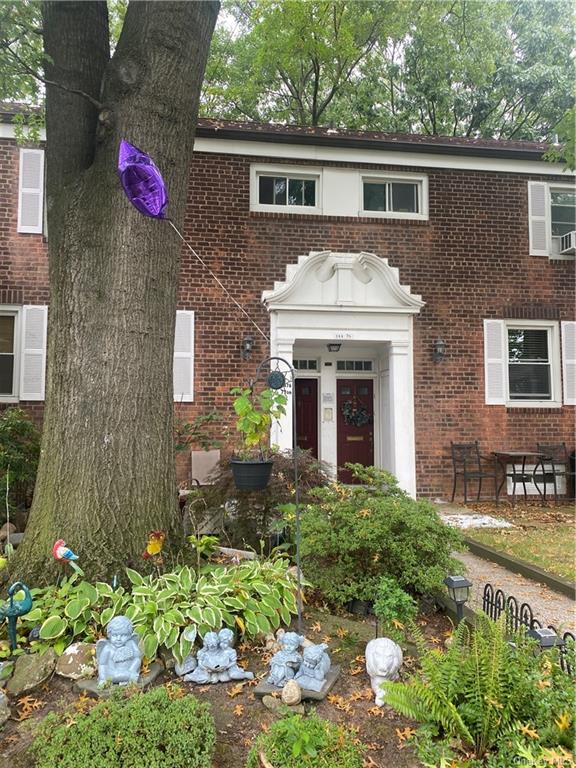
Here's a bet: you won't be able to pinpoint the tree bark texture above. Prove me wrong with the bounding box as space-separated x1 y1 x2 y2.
11 1 219 583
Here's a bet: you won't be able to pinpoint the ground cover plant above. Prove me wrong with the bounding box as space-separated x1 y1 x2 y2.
300 464 464 606
2 559 298 664
245 710 366 768
28 684 215 768
383 615 576 767
463 501 575 581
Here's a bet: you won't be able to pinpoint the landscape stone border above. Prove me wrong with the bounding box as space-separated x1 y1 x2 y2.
464 537 575 600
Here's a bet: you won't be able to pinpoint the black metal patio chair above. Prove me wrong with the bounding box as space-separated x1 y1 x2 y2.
536 443 575 502
450 441 499 503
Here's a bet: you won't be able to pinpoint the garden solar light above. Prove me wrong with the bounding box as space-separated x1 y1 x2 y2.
527 627 565 649
444 575 472 623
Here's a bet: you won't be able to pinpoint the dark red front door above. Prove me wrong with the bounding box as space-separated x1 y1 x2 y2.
295 378 318 458
336 379 374 482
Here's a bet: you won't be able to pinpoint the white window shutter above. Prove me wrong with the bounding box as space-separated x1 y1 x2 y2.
561 321 576 405
18 149 45 234
484 319 506 404
528 181 549 256
174 310 194 403
20 305 48 401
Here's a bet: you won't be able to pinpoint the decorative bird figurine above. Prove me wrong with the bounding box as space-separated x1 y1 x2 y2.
142 530 166 560
0 582 33 651
52 539 84 576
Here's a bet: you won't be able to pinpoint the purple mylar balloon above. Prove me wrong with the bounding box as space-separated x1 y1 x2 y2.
118 139 169 219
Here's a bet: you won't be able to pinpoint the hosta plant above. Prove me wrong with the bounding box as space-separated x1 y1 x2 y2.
2 559 299 665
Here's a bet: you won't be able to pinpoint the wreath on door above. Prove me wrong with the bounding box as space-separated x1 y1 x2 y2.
341 397 371 427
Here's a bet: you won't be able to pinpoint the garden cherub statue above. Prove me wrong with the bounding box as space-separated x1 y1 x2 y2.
266 631 304 687
294 642 331 692
96 615 142 686
217 628 254 681
185 629 254 684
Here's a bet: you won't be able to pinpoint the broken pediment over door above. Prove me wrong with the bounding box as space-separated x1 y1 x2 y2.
262 251 424 314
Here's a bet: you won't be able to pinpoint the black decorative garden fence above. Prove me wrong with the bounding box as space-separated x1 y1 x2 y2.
482 583 574 675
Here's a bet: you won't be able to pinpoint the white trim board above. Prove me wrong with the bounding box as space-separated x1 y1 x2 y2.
194 137 573 177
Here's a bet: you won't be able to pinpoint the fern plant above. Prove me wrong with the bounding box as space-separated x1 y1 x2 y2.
383 615 573 762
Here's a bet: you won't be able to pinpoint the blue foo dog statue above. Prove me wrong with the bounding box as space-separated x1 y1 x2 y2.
96 615 142 686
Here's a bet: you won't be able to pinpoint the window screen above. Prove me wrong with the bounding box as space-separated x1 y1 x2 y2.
508 328 551 400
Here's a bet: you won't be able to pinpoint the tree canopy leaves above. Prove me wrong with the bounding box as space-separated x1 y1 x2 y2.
201 0 575 139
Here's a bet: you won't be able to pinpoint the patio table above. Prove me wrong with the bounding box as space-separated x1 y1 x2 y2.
492 451 547 505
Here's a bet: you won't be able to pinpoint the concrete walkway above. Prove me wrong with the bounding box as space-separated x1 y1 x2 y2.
435 502 575 634
456 550 575 634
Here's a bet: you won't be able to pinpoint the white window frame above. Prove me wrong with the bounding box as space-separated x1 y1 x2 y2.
250 164 322 214
360 171 428 220
504 319 561 408
0 307 21 403
549 183 575 256
528 180 575 260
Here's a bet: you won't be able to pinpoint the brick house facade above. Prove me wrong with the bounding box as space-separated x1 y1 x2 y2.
1 112 574 499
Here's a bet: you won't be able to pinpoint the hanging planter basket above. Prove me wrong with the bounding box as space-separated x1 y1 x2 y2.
230 458 274 491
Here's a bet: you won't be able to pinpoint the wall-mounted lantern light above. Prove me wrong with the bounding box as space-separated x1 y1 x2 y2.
241 335 254 360
327 343 341 352
433 338 447 362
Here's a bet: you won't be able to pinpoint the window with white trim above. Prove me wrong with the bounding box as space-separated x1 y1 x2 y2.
250 164 428 219
484 319 562 407
258 175 316 207
360 173 427 220
0 305 48 402
0 311 18 397
251 165 321 214
528 181 575 258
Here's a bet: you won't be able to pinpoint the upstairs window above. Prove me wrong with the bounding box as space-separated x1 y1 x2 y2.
528 181 576 258
258 175 316 207
361 174 427 220
363 181 419 214
550 188 576 239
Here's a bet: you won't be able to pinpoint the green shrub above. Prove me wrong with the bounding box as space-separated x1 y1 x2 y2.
0 407 40 513
384 615 576 765
373 575 418 644
29 684 215 768
300 465 464 606
245 711 365 768
197 449 331 549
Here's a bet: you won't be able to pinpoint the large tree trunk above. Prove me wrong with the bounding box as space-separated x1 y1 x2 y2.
11 1 219 583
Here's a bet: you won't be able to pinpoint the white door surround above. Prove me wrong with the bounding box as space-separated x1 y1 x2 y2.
262 251 424 496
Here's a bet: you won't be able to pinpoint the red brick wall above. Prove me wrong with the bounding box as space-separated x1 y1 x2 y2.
1 137 574 497
179 152 575 498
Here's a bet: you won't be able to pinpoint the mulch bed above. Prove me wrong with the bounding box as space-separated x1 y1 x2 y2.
0 607 453 768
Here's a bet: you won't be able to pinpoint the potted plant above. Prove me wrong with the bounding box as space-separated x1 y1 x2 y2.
230 386 287 491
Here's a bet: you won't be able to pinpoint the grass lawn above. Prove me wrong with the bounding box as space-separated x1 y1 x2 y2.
463 502 575 582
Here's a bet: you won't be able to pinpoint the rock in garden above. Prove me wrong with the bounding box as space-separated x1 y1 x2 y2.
0 522 16 542
0 690 10 727
262 694 304 716
7 649 57 696
0 661 14 687
365 637 403 707
281 679 302 706
55 642 96 680
174 653 197 677
159 647 176 671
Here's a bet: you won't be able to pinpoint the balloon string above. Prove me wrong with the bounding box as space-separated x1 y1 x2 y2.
167 219 270 342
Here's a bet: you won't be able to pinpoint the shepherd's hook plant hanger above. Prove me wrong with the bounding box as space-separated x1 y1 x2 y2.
253 356 303 634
